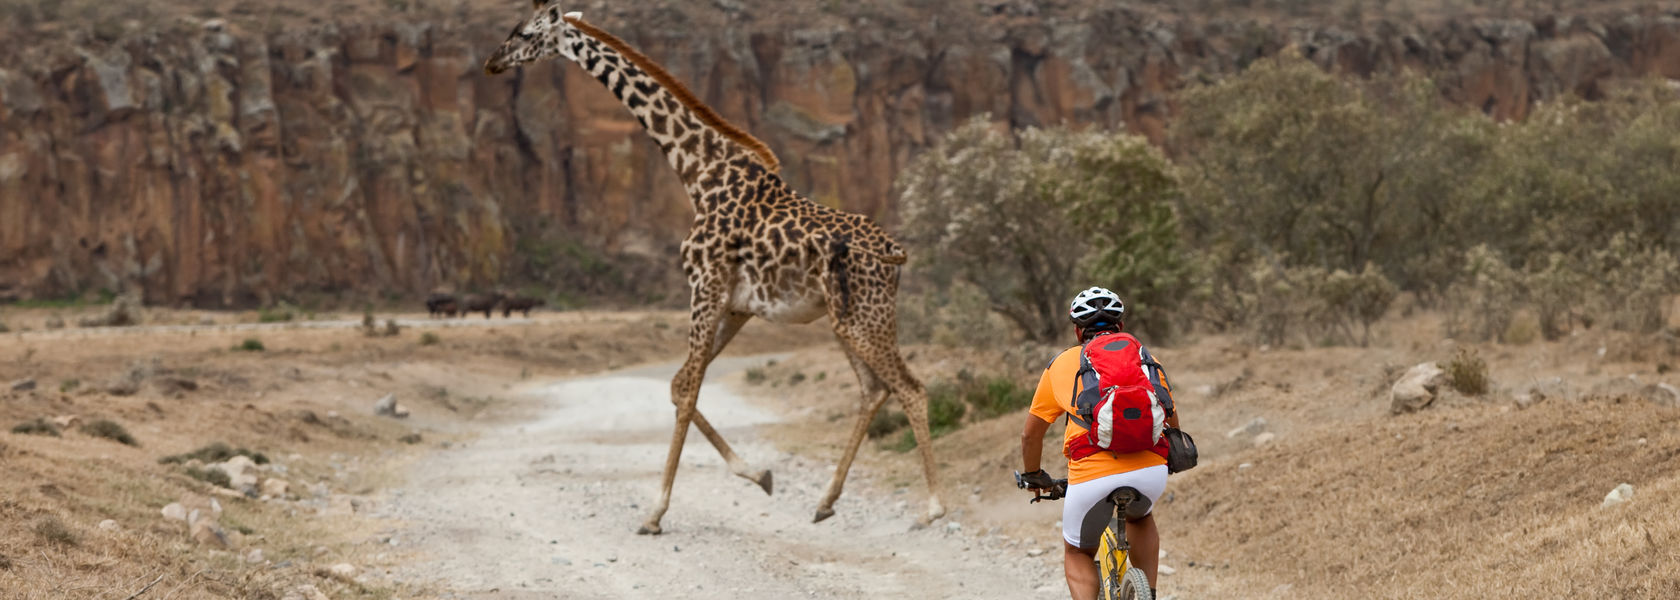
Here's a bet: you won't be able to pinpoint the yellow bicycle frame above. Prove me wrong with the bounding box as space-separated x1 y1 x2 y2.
1096 518 1130 600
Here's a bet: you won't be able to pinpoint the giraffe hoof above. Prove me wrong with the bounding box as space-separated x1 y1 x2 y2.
637 523 663 536
812 507 836 523
754 470 774 496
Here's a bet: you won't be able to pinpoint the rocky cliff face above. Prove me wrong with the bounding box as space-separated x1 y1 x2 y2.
2 2 1678 305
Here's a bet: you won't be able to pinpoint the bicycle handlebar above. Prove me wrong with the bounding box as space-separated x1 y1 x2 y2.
1014 471 1069 503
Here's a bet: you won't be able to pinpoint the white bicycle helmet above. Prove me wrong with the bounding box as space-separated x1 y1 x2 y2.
1069 287 1125 329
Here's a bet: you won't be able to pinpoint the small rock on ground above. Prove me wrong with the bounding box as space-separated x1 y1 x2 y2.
374 394 410 418
161 503 188 522
98 519 119 532
9 378 35 392
1601 483 1635 508
1225 417 1267 439
1253 432 1277 446
329 563 357 578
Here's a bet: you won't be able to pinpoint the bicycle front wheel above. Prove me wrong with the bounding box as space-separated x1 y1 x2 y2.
1116 567 1152 600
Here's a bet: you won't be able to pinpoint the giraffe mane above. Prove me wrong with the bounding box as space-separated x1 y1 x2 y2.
565 16 781 173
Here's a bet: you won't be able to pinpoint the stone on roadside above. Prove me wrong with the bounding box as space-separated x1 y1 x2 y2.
261 478 291 499
161 503 188 522
1391 362 1446 414
282 584 330 600
245 548 265 563
1158 565 1177 576
50 415 82 429
1639 383 1680 407
191 518 231 549
98 519 119 532
945 521 961 533
9 378 35 392
328 563 357 578
1253 432 1277 446
1225 417 1267 439
1601 483 1634 509
1026 548 1045 557
374 394 409 418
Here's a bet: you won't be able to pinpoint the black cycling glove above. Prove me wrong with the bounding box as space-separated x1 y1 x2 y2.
1019 469 1056 490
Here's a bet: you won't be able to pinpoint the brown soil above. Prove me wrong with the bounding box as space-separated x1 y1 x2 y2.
3 307 1678 598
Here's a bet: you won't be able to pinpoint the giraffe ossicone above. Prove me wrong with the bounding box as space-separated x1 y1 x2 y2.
485 5 944 535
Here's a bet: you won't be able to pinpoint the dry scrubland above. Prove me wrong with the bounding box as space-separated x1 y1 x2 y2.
0 307 815 599
740 312 1680 599
1 302 1678 597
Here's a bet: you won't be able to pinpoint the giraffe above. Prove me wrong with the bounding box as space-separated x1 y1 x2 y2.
485 1 945 534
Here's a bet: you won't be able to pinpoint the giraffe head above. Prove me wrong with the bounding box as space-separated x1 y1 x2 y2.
484 0 581 75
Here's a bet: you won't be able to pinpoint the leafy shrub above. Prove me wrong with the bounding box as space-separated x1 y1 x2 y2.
59 379 81 393
899 117 1185 342
234 338 265 352
970 377 1033 419
866 409 909 439
159 442 268 465
1581 234 1680 333
1444 246 1522 342
419 332 441 346
11 418 60 437
1446 347 1490 396
257 305 295 323
80 419 137 446
744 368 767 385
1318 263 1399 346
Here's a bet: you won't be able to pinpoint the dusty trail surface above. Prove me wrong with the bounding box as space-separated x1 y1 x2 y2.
387 358 1060 599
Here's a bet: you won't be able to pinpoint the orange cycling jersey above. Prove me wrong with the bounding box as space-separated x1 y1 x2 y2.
1029 345 1168 484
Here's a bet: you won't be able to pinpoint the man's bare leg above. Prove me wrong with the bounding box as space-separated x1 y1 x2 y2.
1063 542 1098 600
1126 514 1160 590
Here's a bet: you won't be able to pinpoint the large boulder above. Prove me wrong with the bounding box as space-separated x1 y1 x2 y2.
1391 362 1447 414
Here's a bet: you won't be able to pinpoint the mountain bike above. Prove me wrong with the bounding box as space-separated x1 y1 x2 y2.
1015 472 1153 600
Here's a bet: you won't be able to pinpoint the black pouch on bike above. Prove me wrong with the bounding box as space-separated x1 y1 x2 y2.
1164 427 1198 473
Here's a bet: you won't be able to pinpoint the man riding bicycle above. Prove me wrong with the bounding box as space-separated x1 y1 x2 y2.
1020 287 1175 600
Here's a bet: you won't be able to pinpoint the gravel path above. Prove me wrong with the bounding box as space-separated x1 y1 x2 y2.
383 357 1065 599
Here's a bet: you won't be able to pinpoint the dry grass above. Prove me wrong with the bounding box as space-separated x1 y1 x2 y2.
0 308 821 599
1447 347 1491 396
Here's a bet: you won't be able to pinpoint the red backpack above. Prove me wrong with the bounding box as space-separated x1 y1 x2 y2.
1065 332 1175 461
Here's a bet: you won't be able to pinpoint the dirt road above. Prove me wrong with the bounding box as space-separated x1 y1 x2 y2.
385 357 1065 599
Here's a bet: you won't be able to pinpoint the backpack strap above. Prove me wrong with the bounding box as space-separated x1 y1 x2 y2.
1138 346 1177 419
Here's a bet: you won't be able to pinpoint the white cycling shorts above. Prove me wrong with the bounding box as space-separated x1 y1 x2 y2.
1062 465 1169 550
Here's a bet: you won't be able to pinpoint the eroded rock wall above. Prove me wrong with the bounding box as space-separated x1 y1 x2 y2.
2 4 1678 305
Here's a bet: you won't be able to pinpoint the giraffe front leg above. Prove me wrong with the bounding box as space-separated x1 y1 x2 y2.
639 360 703 536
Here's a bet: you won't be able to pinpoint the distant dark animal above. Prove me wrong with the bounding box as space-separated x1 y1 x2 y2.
502 295 546 318
426 293 459 318
461 293 505 319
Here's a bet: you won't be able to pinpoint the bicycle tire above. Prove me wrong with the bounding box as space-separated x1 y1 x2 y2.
1118 567 1152 600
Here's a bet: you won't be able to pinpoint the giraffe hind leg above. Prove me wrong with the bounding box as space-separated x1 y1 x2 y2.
813 351 890 523
819 316 945 525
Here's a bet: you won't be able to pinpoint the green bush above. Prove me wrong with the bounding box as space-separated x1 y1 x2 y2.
184 466 232 488
970 377 1033 419
1444 246 1522 343
234 338 265 352
866 409 909 439
898 118 1185 342
11 418 61 437
257 305 294 323
159 442 268 465
80 419 138 446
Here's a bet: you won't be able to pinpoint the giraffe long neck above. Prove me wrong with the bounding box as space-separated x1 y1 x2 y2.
563 17 780 208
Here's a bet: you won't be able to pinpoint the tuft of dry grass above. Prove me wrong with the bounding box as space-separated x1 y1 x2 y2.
1447 347 1490 396
79 419 138 446
33 517 77 548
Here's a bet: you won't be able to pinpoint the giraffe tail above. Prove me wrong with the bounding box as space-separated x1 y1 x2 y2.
826 235 908 318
